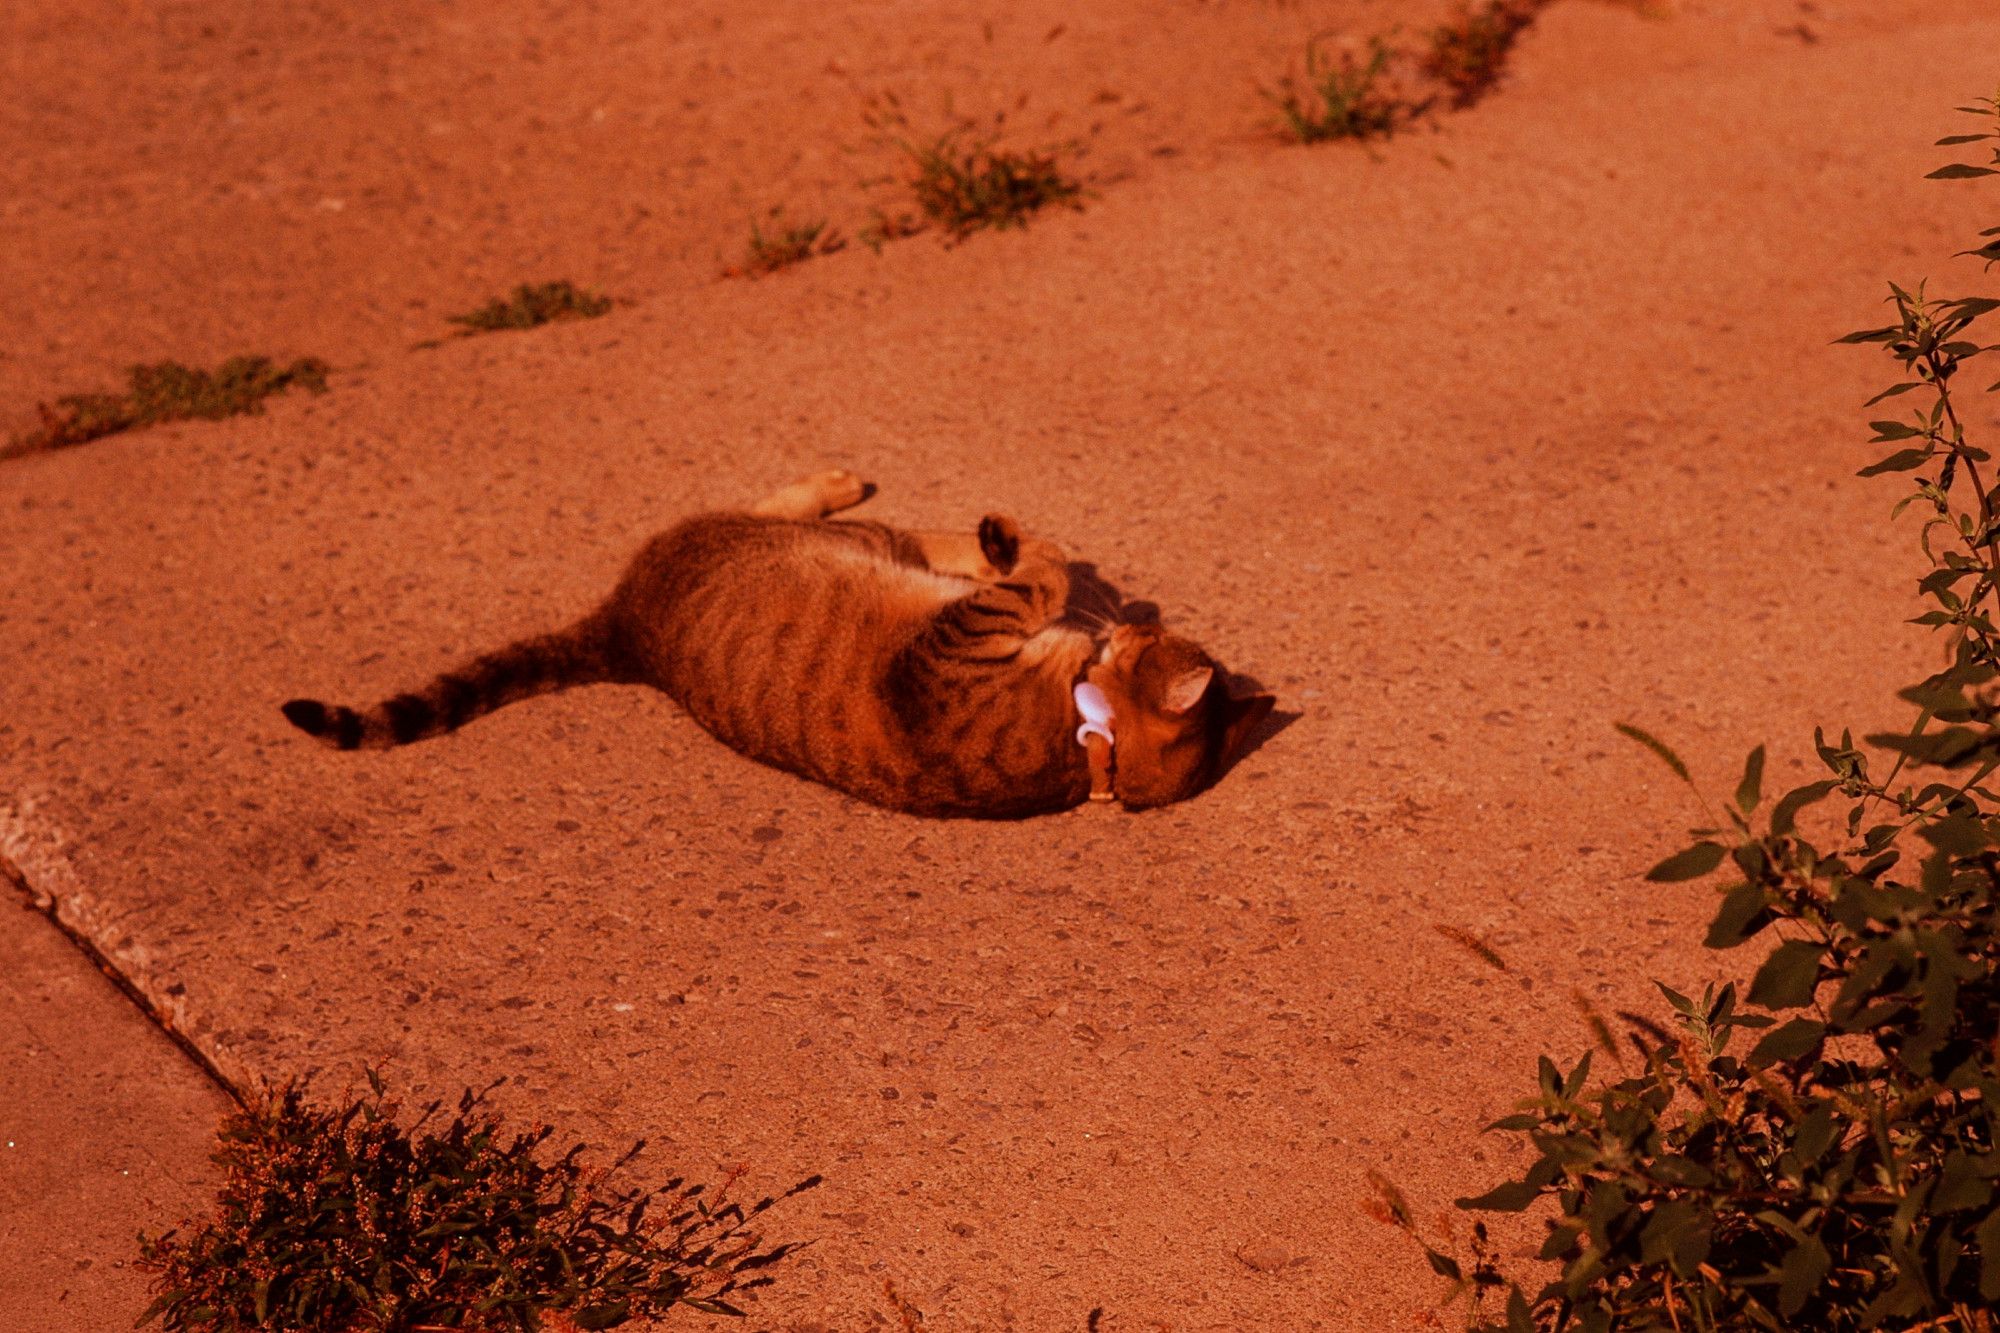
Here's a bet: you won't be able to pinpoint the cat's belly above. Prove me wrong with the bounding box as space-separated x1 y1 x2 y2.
634 533 1089 816
668 629 1089 816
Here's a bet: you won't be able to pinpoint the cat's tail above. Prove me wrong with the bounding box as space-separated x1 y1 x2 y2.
281 609 626 750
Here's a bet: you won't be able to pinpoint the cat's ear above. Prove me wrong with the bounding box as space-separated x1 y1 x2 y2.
1219 692 1277 761
1162 667 1214 714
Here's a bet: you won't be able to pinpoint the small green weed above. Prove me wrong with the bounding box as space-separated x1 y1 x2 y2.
1264 37 1410 144
1421 1 1546 109
725 210 846 278
447 281 613 333
1266 1 1557 145
6 356 329 457
137 1072 818 1332
885 121 1084 240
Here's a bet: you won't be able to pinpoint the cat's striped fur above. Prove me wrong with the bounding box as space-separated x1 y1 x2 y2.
283 470 1273 817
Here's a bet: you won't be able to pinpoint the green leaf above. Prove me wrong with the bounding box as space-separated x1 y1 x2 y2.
1486 1112 1542 1131
1538 1220 1584 1261
1779 1235 1831 1317
1863 380 1922 406
1919 812 1990 855
1425 1248 1463 1281
1770 779 1838 836
1647 841 1726 882
1749 940 1823 1009
1734 745 1766 812
1749 1017 1825 1065
1979 1206 2000 1299
135 1289 188 1328
1638 1198 1703 1264
1647 1155 1714 1188
1858 447 1934 476
1933 1152 1994 1213
1707 882 1772 948
1614 722 1692 785
1935 133 1995 145
1836 324 1901 345
1795 1104 1838 1164
1928 163 1999 179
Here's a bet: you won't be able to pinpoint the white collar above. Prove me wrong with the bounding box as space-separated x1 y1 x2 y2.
1073 681 1115 749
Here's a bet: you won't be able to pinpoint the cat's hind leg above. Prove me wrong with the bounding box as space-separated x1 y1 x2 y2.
893 516 1071 667
907 516 1064 584
751 469 871 520
904 530 999 580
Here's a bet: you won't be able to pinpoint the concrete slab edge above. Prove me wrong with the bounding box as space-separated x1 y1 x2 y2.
1 793 248 1109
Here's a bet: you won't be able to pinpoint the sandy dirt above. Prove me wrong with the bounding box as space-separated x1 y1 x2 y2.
3 1 1999 1329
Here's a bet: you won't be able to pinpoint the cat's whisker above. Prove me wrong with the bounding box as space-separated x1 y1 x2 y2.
1066 604 1114 634
1070 580 1120 626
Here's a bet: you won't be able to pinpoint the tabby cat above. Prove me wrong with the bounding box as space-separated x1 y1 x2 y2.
282 470 1274 817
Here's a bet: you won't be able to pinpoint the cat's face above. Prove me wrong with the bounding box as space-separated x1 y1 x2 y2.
1088 623 1276 809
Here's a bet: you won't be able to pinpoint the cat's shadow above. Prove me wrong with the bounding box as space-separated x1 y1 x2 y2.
1062 561 1300 776
1222 681 1302 772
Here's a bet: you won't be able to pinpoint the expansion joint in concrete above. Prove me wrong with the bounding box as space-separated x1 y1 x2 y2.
1 852 247 1111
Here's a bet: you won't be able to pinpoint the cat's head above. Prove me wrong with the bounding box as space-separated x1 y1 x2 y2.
1087 623 1276 809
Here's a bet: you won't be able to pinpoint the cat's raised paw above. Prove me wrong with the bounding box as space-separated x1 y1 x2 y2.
751 469 873 520
977 514 1021 573
807 469 870 516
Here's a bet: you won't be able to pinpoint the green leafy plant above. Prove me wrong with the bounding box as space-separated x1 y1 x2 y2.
1422 1 1547 110
447 281 613 334
137 1072 818 1332
1264 36 1409 145
5 356 329 457
724 210 846 278
1381 91 2000 1332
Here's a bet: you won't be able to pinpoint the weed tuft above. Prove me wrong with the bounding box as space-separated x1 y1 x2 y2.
1421 1 1545 109
726 210 846 278
137 1072 817 1332
896 128 1084 240
448 280 613 333
1264 37 1410 144
6 356 329 457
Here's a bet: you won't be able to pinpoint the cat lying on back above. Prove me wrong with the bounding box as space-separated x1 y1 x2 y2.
283 469 1274 817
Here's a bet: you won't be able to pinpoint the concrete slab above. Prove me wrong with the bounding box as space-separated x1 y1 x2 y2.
9 0 1984 418
0 901 229 1333
4 9 1998 1328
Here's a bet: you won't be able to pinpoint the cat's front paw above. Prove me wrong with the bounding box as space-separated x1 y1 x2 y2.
808 468 871 515
977 514 1021 574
